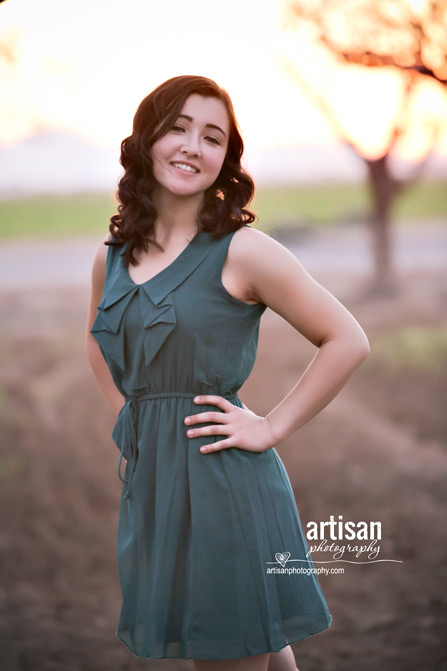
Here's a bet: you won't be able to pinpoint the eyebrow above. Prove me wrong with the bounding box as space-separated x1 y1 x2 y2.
177 114 227 137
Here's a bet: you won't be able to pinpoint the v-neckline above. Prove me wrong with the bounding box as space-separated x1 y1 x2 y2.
123 230 203 288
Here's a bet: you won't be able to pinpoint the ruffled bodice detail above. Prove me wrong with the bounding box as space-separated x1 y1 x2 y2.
90 230 217 373
90 283 177 372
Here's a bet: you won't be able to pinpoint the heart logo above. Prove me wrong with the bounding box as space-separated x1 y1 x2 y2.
275 552 291 567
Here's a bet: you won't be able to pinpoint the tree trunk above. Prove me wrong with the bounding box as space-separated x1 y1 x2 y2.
364 155 401 295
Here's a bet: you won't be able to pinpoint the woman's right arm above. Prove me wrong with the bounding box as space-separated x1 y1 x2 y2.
85 234 125 416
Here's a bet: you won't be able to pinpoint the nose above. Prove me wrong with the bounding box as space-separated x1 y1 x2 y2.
181 132 201 157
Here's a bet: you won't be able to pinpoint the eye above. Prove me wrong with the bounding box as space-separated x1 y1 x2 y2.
170 125 221 145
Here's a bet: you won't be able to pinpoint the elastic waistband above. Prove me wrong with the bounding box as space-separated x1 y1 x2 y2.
124 391 239 402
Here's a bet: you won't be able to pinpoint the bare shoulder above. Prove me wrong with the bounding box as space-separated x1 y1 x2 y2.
90 233 112 291
94 232 112 265
228 224 302 303
86 233 113 331
230 224 296 263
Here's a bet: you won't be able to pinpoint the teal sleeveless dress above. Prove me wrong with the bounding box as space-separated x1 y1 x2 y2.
90 223 332 661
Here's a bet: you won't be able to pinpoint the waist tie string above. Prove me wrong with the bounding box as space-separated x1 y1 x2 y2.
117 397 139 501
117 391 239 501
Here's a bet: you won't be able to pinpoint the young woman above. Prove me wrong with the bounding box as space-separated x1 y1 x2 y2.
85 75 370 671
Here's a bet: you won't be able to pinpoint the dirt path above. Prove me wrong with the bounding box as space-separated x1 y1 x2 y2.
0 261 446 670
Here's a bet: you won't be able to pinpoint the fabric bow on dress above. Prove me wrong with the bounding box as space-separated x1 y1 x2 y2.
90 232 214 372
90 283 177 372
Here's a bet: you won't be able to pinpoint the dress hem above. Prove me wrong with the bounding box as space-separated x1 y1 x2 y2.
115 614 333 660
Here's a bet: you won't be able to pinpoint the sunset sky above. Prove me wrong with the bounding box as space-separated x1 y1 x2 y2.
1 0 446 161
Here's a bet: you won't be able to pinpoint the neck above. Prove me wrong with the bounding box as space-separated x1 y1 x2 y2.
151 187 204 240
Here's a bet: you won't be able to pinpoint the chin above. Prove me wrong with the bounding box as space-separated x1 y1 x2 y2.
167 181 209 196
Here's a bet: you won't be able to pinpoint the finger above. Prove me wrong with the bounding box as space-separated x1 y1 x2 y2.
184 411 229 426
187 424 230 438
200 439 234 453
193 395 231 408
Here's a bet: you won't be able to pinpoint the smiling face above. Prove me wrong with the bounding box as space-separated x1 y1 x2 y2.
150 93 230 201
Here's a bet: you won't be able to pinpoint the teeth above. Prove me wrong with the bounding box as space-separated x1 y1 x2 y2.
172 162 198 174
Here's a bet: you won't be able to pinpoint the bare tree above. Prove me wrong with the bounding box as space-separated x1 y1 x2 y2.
283 0 447 294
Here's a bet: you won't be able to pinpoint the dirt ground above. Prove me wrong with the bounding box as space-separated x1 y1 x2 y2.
0 262 446 671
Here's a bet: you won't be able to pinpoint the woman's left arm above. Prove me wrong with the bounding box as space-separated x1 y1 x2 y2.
185 227 370 453
244 228 370 445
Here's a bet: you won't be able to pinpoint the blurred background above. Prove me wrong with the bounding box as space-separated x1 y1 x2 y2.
0 0 446 670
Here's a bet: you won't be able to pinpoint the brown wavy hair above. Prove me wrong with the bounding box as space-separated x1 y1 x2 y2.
106 75 258 267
